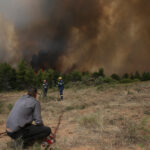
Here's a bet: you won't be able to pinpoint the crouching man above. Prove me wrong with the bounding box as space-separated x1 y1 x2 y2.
6 87 51 147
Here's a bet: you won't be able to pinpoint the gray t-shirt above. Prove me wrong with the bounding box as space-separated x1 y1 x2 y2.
6 95 43 132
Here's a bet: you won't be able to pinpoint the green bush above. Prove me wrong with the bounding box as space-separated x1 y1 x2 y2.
64 82 73 89
62 74 72 84
130 73 135 80
71 70 82 82
95 77 104 85
120 78 134 83
81 75 91 85
141 72 150 81
92 68 105 78
103 77 116 83
122 73 129 79
111 73 120 81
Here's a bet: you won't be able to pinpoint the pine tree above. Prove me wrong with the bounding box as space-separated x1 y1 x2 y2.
25 66 36 87
0 63 16 91
53 71 60 85
134 71 141 79
130 73 135 80
98 68 105 77
46 69 55 88
36 69 44 88
122 73 129 79
16 59 27 90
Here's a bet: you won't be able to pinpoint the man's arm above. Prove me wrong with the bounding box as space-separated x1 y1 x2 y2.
33 102 43 125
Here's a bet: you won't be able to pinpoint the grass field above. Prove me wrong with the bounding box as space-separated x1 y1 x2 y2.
0 81 150 150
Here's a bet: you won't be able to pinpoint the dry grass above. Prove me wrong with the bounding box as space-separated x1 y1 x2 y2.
0 82 150 150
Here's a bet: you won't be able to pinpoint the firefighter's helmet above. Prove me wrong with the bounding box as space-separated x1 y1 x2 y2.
58 77 62 80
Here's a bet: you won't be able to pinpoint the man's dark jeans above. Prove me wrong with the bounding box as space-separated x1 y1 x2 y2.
7 124 51 146
43 88 48 97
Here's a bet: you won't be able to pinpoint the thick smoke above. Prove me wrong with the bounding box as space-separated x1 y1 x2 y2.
0 14 20 65
18 0 102 71
0 0 150 74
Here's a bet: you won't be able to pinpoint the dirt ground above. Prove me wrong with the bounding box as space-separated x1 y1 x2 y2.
0 81 150 150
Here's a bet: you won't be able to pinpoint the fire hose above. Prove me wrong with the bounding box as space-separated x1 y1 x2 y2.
42 111 64 147
0 132 7 138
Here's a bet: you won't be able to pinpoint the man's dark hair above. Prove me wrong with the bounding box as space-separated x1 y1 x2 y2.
28 87 37 97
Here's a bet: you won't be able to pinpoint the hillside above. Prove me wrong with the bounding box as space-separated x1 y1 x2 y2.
0 82 150 150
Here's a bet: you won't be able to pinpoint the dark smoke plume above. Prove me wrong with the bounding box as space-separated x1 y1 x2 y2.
0 0 150 74
17 0 102 71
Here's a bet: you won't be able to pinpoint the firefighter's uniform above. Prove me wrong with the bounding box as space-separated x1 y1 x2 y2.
58 77 64 100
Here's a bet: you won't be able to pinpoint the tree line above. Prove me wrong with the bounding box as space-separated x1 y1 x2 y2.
0 59 150 91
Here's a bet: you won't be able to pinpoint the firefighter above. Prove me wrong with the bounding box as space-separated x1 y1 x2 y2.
58 77 64 100
42 79 48 97
6 87 51 148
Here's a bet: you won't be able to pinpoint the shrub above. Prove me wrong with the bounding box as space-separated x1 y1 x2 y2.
130 73 135 80
141 72 150 81
71 70 82 82
95 76 104 85
122 73 129 79
111 73 120 81
92 72 99 79
81 75 91 85
64 82 73 89
103 77 116 83
120 78 134 83
92 68 105 78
